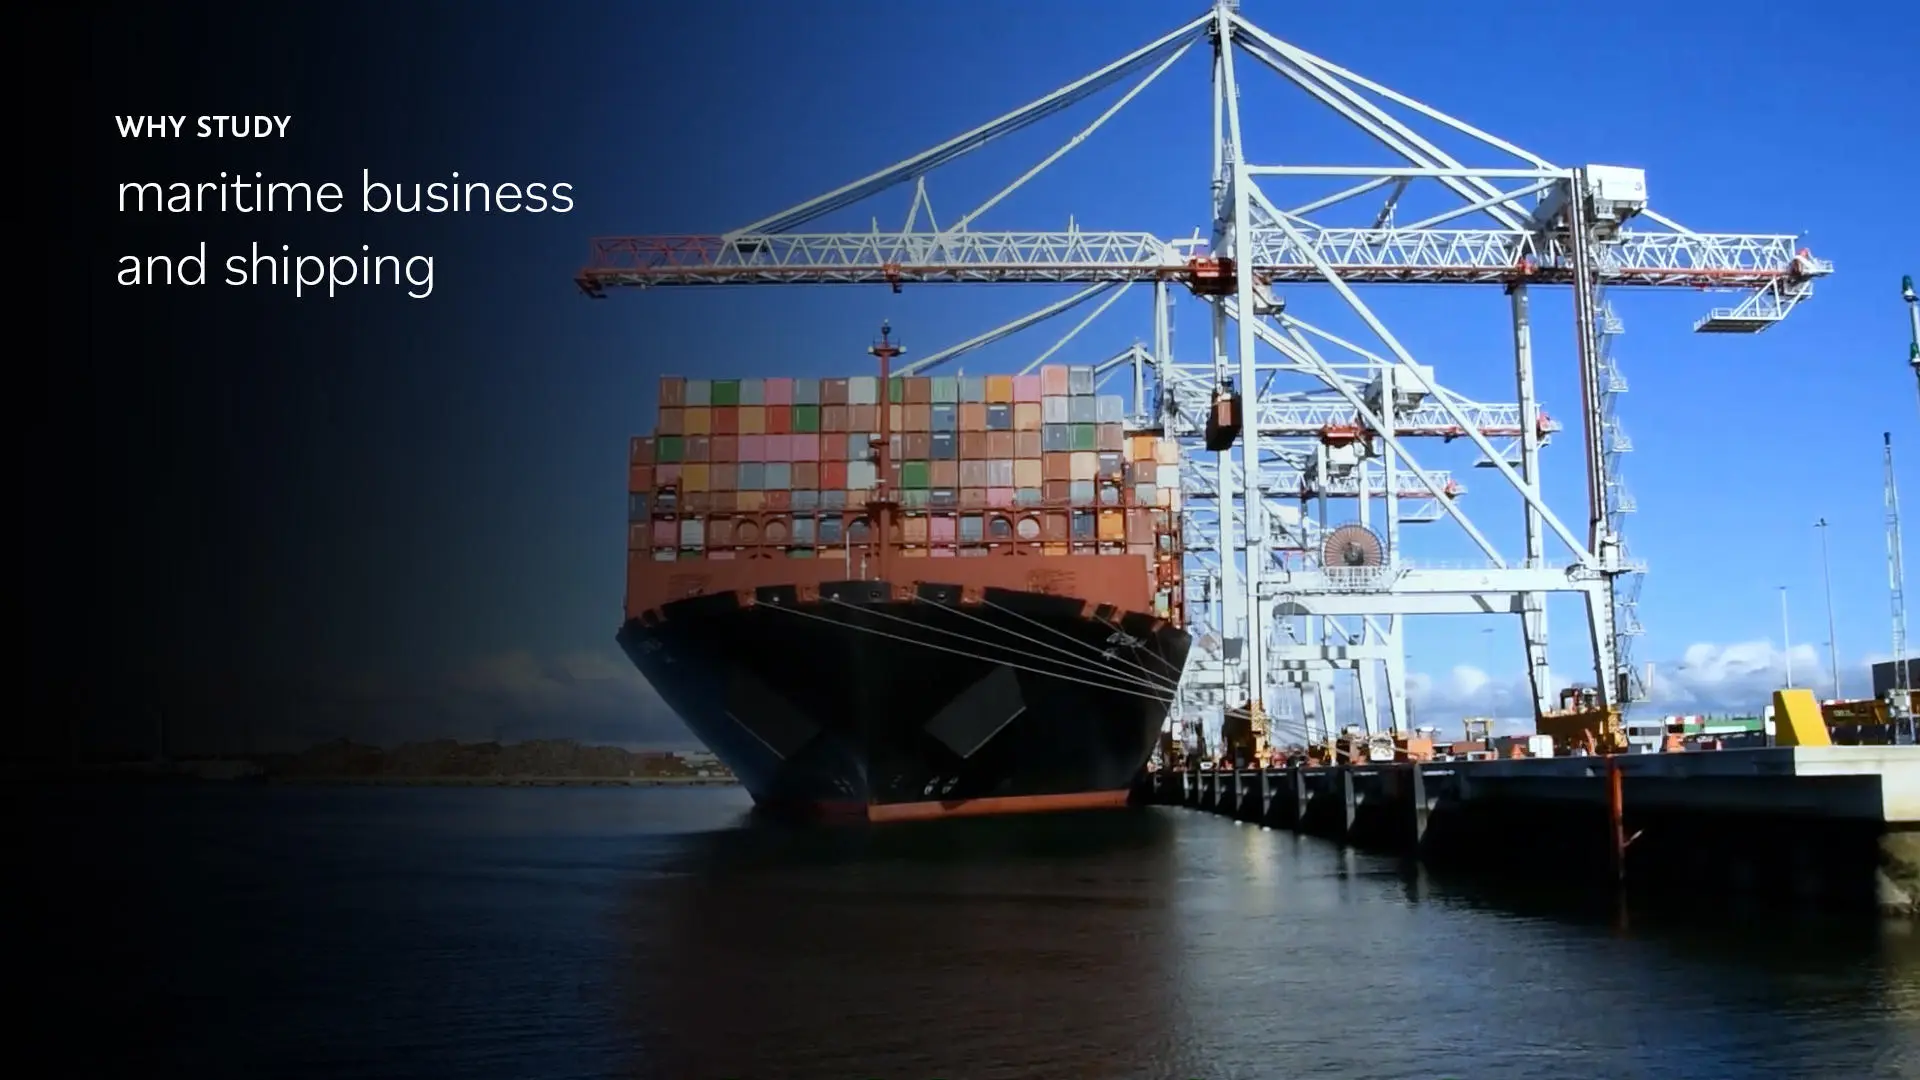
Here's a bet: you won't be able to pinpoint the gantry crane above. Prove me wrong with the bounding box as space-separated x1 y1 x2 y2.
577 0 1830 755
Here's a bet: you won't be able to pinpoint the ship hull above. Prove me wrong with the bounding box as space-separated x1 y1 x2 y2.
617 580 1190 822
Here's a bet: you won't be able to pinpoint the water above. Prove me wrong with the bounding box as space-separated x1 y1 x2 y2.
34 785 1920 1078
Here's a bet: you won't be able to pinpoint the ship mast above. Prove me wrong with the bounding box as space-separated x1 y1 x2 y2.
1886 431 1913 737
867 322 902 584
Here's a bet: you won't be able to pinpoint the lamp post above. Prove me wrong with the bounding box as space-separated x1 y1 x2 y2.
1816 518 1841 701
1779 585 1793 687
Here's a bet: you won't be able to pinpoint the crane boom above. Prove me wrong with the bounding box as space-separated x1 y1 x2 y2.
577 226 1824 295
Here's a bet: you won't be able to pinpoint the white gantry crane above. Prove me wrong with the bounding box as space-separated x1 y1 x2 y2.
579 1 1831 757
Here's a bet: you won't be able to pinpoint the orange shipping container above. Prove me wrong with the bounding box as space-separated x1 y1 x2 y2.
706 407 735 436
683 464 711 492
1013 403 1042 431
904 404 932 432
630 436 655 465
737 491 766 511
1039 365 1069 397
959 403 988 430
738 406 766 435
710 435 738 462
660 377 688 407
1043 452 1071 482
931 461 959 487
903 516 930 543
822 405 850 433
985 375 1015 403
1129 434 1156 461
960 431 990 459
1013 459 1042 488
905 377 933 405
987 431 1016 458
850 404 878 431
1043 511 1071 541
657 408 685 436
765 406 791 435
629 465 654 493
904 433 932 459
1043 480 1072 504
822 378 850 406
792 461 820 489
1098 509 1126 542
1015 431 1042 458
685 407 713 436
765 489 792 511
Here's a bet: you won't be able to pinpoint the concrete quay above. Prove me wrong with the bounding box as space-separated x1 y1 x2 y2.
1139 746 1920 916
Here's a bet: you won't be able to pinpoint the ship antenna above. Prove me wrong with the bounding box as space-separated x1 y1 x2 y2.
867 322 904 585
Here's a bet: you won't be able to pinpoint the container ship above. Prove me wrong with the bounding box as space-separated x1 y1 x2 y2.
618 325 1191 822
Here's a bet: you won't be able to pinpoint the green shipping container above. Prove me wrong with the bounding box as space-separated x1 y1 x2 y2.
790 405 821 432
931 376 958 403
710 379 741 406
656 436 685 463
901 460 931 489
888 376 906 404
1071 424 1097 451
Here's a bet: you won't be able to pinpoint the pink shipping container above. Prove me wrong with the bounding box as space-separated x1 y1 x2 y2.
651 520 677 546
657 464 683 485
765 434 791 461
764 378 794 406
739 434 767 461
930 547 958 557
1012 375 1043 402
791 433 821 460
930 517 957 543
988 486 1016 506
1040 365 1070 396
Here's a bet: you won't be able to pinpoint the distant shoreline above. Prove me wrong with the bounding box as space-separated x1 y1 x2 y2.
265 775 740 787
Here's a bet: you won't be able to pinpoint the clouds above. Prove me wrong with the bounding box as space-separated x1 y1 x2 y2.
118 647 694 757
1399 638 1884 734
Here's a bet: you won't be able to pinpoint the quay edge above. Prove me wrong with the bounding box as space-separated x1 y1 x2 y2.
1138 746 1920 917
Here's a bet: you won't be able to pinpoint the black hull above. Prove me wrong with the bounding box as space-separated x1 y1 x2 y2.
617 580 1190 819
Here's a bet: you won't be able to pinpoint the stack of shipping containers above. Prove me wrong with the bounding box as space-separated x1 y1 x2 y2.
628 365 1184 618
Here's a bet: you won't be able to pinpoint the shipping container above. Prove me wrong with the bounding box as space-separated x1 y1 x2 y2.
632 378 1184 626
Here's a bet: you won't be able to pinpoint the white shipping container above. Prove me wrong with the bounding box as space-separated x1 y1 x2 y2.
847 460 878 490
847 376 879 405
1527 734 1555 758
679 520 705 547
1042 396 1071 424
684 379 712 406
1157 464 1182 487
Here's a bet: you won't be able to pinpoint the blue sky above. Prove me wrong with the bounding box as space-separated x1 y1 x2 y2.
201 0 1916 748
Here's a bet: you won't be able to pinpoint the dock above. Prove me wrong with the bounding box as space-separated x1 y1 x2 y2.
1141 746 1920 916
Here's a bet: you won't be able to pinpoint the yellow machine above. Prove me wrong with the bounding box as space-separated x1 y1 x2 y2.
1534 684 1629 754
1220 701 1271 768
